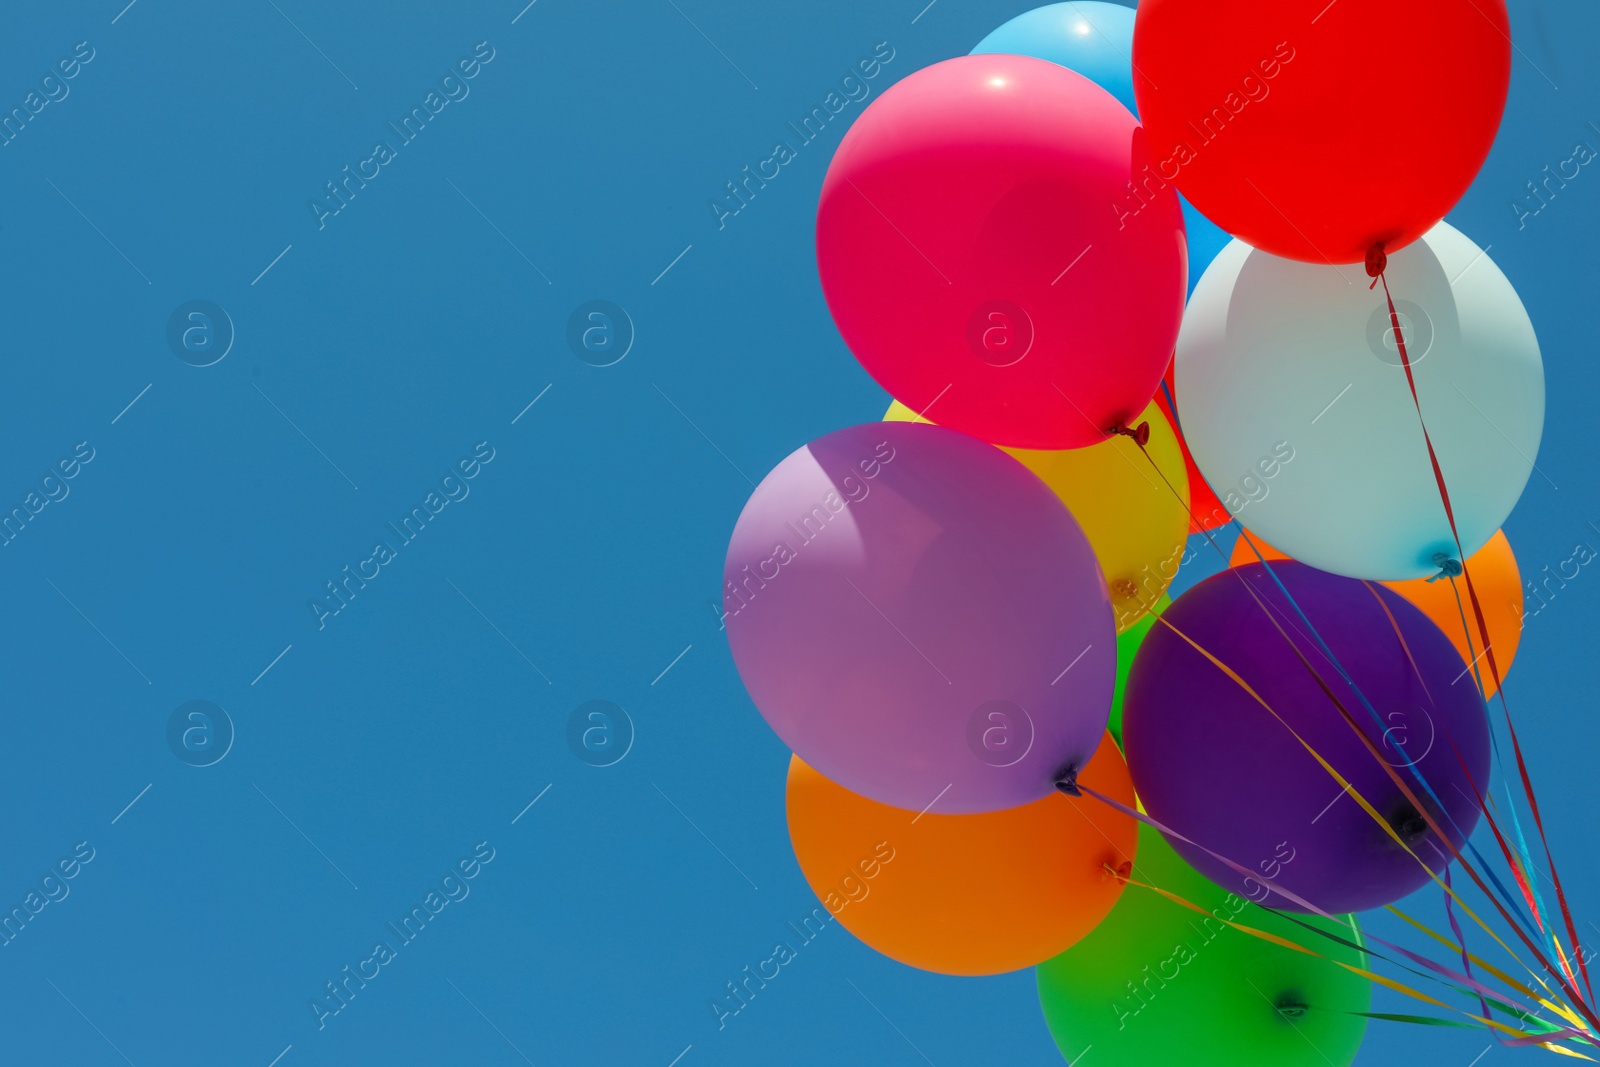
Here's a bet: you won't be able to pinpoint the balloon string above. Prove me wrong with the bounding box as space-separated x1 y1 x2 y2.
1444 716 1549 951
1341 1010 1589 1050
1127 607 1564 997
1226 531 1458 822
1127 434 1600 1029
1077 600 1528 993
1440 566 1548 927
1222 530 1554 986
1362 579 1546 945
1157 375 1183 433
1428 676 1598 1033
1451 558 1571 978
1133 447 1514 919
1130 438 1459 834
1082 777 1523 1014
1132 438 1425 766
1387 900 1584 1029
1357 586 1505 1032
1441 857 1497 1027
1252 560 1598 1030
1071 774 1348 919
1359 579 1437 706
1112 863 1580 1048
1441 568 1545 916
1353 578 1519 870
1444 573 1493 700
1356 578 1526 916
1228 463 1555 1004
1373 254 1593 1006
1267 902 1582 1047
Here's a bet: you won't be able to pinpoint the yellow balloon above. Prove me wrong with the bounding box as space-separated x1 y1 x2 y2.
885 400 1189 632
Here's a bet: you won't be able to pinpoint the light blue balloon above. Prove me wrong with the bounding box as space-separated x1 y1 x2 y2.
973 2 1230 297
973 2 1138 115
1179 199 1230 299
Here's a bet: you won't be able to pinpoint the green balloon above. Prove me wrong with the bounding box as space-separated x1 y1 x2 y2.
1109 595 1170 747
1036 825 1371 1066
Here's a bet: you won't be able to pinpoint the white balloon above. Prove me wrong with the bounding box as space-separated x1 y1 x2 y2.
1175 222 1543 580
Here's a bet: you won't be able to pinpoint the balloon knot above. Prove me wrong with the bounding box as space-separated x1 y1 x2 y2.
1054 769 1082 797
1425 553 1463 584
1276 995 1309 1020
1391 802 1429 844
1110 421 1150 448
1365 243 1387 285
1103 860 1132 885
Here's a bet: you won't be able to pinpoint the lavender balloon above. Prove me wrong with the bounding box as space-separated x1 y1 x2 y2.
1124 562 1491 914
724 422 1115 814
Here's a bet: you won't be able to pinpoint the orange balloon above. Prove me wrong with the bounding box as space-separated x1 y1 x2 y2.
1230 529 1523 697
1227 531 1291 567
785 732 1136 976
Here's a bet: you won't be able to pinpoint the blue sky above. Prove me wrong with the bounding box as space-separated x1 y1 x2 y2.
0 1 1593 1065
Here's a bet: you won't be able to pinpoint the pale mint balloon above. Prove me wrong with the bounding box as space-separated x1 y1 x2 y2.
1175 222 1543 580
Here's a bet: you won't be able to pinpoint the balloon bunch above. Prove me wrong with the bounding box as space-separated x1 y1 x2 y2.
725 1 1592 1061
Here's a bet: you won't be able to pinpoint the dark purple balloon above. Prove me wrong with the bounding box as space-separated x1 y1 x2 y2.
1124 561 1490 914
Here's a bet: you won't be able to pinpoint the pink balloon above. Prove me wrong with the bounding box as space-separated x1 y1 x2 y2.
724 422 1116 814
817 54 1187 450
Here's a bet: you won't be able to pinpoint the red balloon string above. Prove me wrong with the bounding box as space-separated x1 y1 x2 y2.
1131 446 1491 886
1373 254 1595 1010
1126 432 1600 1035
1362 581 1544 928
1438 574 1552 933
1131 445 1496 886
1153 580 1595 1025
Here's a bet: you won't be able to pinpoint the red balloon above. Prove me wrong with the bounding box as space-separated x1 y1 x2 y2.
1152 362 1228 533
1132 0 1510 265
817 54 1186 450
